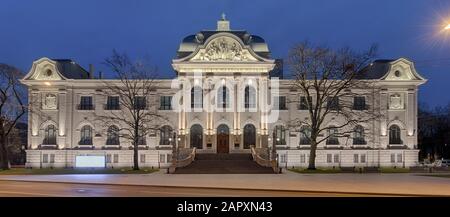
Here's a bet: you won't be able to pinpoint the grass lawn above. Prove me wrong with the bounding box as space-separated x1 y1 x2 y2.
288 168 342 174
0 168 159 175
379 168 410 173
420 174 450 179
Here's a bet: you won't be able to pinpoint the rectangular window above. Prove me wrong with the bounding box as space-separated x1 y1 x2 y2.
280 154 287 164
106 96 120 110
140 154 146 163
353 96 366 110
79 96 93 110
50 154 55 163
134 96 146 110
327 97 339 111
160 154 165 163
43 154 48 163
106 154 111 163
360 154 366 163
391 153 395 163
397 154 403 163
113 154 119 163
334 154 339 163
167 154 172 163
299 96 312 110
300 154 305 163
159 96 172 110
353 154 359 163
327 154 332 163
274 96 287 110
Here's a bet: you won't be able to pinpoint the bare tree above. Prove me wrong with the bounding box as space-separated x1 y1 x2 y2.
287 41 380 170
96 50 165 170
0 64 26 170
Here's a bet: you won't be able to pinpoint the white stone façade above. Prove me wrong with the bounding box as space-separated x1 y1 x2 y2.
20 17 426 169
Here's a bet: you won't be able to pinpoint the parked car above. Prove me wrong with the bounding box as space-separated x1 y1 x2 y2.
441 159 450 167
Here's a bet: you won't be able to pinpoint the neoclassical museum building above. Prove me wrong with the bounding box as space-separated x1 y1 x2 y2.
21 17 426 170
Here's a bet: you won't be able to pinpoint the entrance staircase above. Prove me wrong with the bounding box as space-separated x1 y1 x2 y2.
173 153 275 174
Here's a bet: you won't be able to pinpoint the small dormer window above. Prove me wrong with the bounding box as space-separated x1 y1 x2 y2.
46 69 53 77
394 70 401 77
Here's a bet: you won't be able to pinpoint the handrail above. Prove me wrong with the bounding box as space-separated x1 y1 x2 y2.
251 147 280 173
176 147 196 168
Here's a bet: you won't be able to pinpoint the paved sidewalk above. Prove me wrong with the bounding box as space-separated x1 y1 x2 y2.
0 170 449 196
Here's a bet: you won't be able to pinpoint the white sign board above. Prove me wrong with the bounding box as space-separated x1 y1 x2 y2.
75 156 105 168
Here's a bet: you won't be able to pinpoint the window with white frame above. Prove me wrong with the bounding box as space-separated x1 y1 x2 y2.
353 154 359 163
113 154 119 163
280 154 287 164
327 154 332 163
334 154 339 163
360 154 366 163
391 153 395 163
300 154 305 163
140 154 146 163
43 154 48 163
397 154 403 163
50 154 55 163
106 154 111 163
160 154 165 163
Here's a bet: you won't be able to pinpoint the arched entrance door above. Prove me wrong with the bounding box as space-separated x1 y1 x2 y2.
244 124 256 149
217 124 229 153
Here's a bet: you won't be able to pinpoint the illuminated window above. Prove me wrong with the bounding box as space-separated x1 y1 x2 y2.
389 125 402 144
159 125 173 145
191 86 203 108
244 86 256 109
273 125 286 145
327 126 339 145
217 86 230 108
44 125 57 145
353 125 366 145
106 125 120 145
79 125 93 145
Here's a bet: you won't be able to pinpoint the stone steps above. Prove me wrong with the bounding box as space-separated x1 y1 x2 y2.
174 153 275 174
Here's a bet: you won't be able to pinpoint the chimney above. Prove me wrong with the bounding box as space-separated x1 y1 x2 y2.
98 71 103 79
89 64 94 79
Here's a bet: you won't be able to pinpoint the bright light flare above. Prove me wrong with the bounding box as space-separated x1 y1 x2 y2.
445 23 450 30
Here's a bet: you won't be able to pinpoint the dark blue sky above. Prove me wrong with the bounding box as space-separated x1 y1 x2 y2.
1 0 449 107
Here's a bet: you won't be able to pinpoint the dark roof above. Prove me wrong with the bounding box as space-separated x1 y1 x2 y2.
51 59 90 79
356 59 394 79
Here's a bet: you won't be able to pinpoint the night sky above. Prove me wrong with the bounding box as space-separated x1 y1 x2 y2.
1 0 449 107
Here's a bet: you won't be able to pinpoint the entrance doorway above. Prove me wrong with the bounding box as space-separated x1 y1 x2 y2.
217 124 229 153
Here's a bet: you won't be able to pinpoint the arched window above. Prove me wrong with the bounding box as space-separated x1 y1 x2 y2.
44 125 57 145
299 126 311 145
191 86 203 108
273 125 286 146
160 125 173 146
244 86 256 109
190 124 203 149
217 86 230 108
326 126 339 145
353 125 365 145
389 125 402 144
243 124 256 149
80 125 93 145
106 125 119 145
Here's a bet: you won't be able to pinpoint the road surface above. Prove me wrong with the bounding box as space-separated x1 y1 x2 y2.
0 180 388 197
